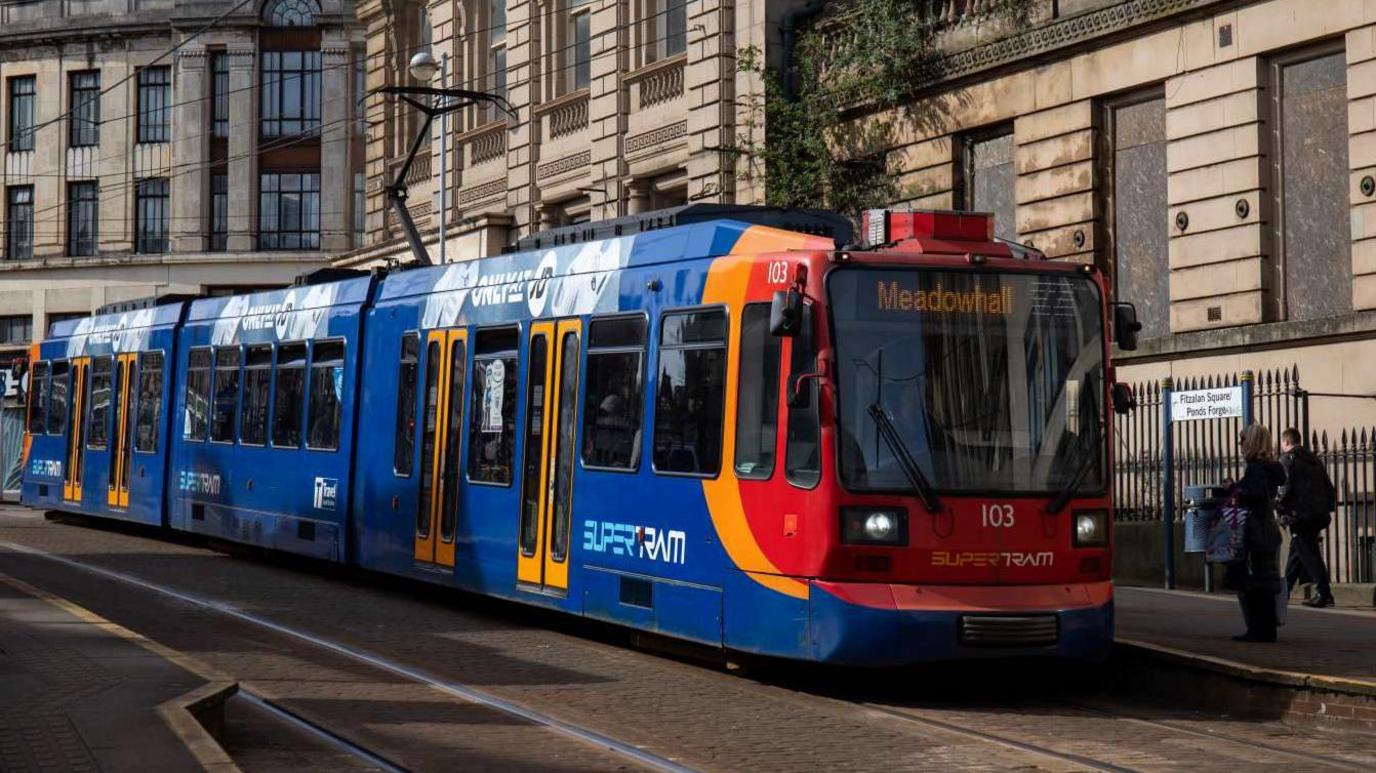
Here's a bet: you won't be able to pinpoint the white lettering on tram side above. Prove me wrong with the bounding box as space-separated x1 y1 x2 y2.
178 471 222 496
930 551 1054 568
582 520 687 565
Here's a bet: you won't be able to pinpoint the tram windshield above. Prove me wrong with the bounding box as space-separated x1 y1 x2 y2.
829 268 1105 495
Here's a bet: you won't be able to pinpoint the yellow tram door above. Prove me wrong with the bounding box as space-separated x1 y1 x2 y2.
516 319 582 594
415 329 468 569
108 353 137 508
62 358 90 502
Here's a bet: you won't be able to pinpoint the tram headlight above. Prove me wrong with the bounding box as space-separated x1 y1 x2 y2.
841 507 908 546
1073 510 1108 547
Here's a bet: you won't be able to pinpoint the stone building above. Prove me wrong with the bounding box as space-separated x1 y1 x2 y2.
846 0 1376 431
343 0 801 264
0 0 368 369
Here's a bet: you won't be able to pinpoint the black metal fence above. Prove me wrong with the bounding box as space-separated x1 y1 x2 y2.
1112 365 1374 584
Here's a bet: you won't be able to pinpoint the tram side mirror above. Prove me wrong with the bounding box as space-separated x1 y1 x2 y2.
1113 302 1142 351
1112 382 1136 415
770 289 802 337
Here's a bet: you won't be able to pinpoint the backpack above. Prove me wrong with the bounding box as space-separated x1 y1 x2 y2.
1296 451 1336 528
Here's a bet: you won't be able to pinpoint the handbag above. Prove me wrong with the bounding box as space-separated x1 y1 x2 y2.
1205 494 1250 564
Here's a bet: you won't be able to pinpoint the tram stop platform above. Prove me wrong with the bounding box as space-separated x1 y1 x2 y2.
1114 585 1376 732
0 572 237 772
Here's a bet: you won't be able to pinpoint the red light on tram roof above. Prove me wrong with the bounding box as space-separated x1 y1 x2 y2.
863 209 995 246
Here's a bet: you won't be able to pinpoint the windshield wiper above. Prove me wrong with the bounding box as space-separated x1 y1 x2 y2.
867 403 942 514
1046 435 1101 515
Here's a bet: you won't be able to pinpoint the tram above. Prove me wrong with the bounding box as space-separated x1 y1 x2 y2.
21 204 1138 665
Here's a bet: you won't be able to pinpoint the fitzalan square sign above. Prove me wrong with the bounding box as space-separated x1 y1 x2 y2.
1170 385 1245 421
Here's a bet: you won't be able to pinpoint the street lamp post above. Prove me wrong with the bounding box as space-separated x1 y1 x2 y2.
367 52 516 267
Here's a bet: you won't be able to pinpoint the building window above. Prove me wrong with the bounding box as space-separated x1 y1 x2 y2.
352 172 364 248
67 181 99 257
6 186 34 260
8 76 35 152
958 124 1015 242
567 0 592 93
69 71 100 148
485 0 507 121
46 312 88 335
643 0 686 63
0 315 33 345
259 172 320 250
211 173 228 251
353 52 366 135
263 0 317 27
1100 89 1168 339
136 178 169 253
1270 44 1351 322
212 53 229 139
653 309 727 476
261 51 322 138
137 67 170 143
582 315 646 471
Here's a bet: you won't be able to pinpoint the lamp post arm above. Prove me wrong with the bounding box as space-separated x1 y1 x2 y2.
387 110 435 267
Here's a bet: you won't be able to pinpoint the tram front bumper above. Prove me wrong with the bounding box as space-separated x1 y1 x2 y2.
807 580 1114 666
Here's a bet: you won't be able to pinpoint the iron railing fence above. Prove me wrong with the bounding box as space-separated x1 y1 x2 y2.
1314 428 1376 584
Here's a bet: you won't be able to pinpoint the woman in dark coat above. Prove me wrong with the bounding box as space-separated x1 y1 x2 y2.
1228 424 1286 642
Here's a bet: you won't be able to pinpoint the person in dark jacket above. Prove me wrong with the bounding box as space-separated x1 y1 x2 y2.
1278 428 1335 608
1227 424 1286 643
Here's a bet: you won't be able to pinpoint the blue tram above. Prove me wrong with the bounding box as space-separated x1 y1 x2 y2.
22 205 1132 665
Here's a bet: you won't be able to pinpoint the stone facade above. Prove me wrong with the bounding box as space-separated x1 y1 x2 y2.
870 0 1376 431
341 0 811 266
0 0 367 368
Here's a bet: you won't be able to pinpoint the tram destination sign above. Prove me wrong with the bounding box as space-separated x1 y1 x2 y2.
1170 386 1244 421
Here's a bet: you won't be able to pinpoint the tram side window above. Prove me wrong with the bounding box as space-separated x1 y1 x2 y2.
134 352 163 453
653 309 727 476
393 333 419 475
87 356 113 449
271 342 306 448
240 344 272 446
581 316 646 471
307 340 345 451
48 361 69 436
467 326 519 485
211 347 241 443
785 303 821 488
27 361 48 434
734 304 781 479
185 348 211 441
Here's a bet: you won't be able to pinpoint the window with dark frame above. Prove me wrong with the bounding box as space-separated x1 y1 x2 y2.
566 0 592 93
137 67 170 143
653 309 727 476
134 351 164 453
734 304 781 479
6 186 34 260
259 172 321 250
785 303 821 488
67 181 99 257
260 51 322 138
87 356 113 449
272 342 307 447
468 327 519 485
48 361 70 436
211 347 241 443
211 174 228 251
581 316 646 471
212 52 229 138
393 333 419 475
185 348 212 441
69 71 101 147
1099 88 1168 339
957 124 1016 243
307 340 344 450
136 178 169 254
240 345 272 446
0 314 32 345
27 361 48 434
8 76 35 152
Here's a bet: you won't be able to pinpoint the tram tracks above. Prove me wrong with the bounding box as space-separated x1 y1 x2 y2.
0 539 698 773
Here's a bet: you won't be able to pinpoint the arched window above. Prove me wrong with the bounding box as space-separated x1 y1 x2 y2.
263 0 318 27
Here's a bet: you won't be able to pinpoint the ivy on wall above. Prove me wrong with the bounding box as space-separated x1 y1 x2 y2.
733 0 1035 220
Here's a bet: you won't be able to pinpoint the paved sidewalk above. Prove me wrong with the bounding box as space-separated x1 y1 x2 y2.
1115 585 1376 685
0 573 233 772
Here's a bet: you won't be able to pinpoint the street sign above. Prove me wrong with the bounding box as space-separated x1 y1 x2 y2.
1170 385 1244 421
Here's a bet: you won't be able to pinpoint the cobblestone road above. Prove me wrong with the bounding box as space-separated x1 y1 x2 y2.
2 507 1373 772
